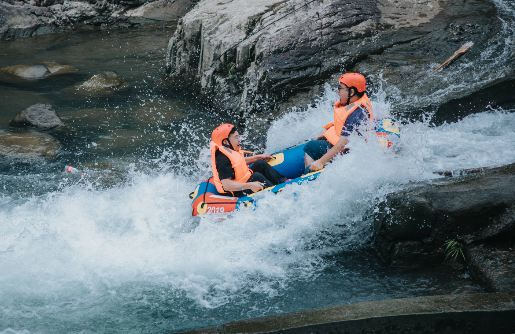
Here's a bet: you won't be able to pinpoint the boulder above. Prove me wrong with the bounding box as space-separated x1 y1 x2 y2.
11 103 64 130
0 2 51 40
0 64 51 79
0 62 78 81
73 71 130 95
0 132 62 159
42 62 78 75
61 1 99 22
374 163 515 269
165 0 505 119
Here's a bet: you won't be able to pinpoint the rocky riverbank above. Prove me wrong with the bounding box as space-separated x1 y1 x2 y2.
374 163 515 292
0 0 196 40
165 0 514 125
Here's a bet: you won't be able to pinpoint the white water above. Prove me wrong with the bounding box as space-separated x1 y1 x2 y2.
2 0 515 331
2 82 515 332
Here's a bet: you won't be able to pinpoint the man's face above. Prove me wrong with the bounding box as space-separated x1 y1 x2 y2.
337 83 350 104
227 131 241 151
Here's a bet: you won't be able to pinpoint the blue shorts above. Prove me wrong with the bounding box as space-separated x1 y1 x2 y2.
303 140 329 161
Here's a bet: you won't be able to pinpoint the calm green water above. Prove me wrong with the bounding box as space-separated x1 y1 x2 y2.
3 19 515 334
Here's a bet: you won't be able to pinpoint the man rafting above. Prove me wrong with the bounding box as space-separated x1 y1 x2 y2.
210 123 287 197
303 73 374 172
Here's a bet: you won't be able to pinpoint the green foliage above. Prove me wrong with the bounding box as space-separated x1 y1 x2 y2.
444 239 466 262
227 63 236 77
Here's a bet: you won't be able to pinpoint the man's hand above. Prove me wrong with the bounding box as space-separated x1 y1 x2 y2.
247 182 264 192
309 159 325 171
257 153 273 161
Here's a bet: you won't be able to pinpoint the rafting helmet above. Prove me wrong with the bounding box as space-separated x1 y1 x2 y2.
211 123 235 146
338 73 366 93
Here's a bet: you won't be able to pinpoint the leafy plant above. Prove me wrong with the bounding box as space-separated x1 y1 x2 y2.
227 63 236 77
444 239 466 262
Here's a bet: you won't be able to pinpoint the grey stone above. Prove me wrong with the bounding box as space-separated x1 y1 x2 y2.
11 103 64 130
73 71 130 94
0 62 78 80
0 64 51 79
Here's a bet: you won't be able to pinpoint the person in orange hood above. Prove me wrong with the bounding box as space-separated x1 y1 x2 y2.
303 73 374 172
211 124 287 197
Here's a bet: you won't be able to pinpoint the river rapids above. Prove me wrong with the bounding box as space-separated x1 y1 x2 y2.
1 1 515 333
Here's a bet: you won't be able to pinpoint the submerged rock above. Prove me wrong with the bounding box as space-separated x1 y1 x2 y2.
11 103 64 131
0 132 62 159
0 64 51 79
0 62 78 81
74 71 130 95
42 62 78 75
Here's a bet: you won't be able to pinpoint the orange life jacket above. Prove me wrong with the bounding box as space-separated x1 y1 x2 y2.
322 94 374 146
210 141 253 194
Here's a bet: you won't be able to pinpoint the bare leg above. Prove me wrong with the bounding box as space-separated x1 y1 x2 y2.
304 153 314 168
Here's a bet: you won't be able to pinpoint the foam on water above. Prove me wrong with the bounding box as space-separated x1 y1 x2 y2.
2 0 515 330
2 80 515 332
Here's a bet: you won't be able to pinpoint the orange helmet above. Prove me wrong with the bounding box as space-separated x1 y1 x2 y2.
338 73 366 92
211 123 234 146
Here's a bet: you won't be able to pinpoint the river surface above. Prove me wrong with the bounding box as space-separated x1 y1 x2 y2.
1 3 515 333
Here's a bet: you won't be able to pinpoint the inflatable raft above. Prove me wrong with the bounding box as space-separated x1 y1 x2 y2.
190 142 322 216
189 118 400 216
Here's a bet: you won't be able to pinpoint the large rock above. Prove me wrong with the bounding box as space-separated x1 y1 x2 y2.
374 163 515 269
11 103 64 130
0 64 50 79
165 0 505 118
60 1 98 21
0 2 56 40
0 132 62 159
73 71 130 95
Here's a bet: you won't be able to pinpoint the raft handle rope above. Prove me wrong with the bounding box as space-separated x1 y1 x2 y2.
211 0 320 68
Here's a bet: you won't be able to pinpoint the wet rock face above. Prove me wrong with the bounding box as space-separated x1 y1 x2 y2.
74 71 130 94
374 163 515 270
11 103 64 130
165 0 502 118
0 132 62 159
